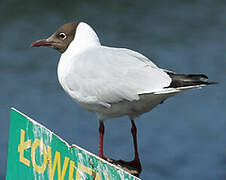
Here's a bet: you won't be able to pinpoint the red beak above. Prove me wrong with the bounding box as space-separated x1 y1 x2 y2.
30 39 53 47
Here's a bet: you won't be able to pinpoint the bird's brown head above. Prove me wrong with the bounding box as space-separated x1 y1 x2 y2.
31 22 79 53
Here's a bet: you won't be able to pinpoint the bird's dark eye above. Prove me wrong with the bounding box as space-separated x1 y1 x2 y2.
59 32 67 40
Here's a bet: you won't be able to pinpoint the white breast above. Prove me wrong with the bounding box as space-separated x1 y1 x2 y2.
57 22 100 86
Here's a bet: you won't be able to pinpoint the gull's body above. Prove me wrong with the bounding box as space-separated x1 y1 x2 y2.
58 45 172 120
31 22 216 174
57 23 193 120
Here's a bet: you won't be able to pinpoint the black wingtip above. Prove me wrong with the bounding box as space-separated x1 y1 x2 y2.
166 72 218 88
206 81 219 85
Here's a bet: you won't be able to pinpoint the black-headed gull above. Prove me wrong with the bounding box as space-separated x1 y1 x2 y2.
31 22 217 173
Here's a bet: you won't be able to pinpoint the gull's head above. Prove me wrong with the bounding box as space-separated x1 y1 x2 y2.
31 22 100 54
31 22 79 53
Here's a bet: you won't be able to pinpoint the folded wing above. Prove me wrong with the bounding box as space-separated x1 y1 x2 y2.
64 46 172 106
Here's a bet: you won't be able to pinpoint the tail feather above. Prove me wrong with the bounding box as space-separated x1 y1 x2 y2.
166 72 218 88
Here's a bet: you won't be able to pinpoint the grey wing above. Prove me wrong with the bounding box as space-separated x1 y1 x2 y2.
65 46 172 107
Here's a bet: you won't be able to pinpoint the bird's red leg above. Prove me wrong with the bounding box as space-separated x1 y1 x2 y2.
98 120 107 160
131 120 141 166
119 119 142 173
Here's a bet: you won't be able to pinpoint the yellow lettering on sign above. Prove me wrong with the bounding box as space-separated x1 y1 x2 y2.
68 160 75 180
76 163 101 180
47 146 69 180
17 129 112 180
18 129 31 166
31 139 47 173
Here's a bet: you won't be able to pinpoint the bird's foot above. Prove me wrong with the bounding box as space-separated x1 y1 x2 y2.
117 159 142 174
106 158 141 177
98 153 108 161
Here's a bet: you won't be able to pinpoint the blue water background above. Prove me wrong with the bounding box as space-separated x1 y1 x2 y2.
0 0 226 179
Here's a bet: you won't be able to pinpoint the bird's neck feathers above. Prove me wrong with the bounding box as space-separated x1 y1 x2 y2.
63 22 101 56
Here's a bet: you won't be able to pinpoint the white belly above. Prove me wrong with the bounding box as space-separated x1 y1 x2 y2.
75 92 177 120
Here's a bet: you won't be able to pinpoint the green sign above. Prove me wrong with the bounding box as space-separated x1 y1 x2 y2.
6 108 141 180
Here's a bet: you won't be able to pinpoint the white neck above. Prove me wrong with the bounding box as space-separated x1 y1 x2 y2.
63 22 101 56
58 22 101 91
